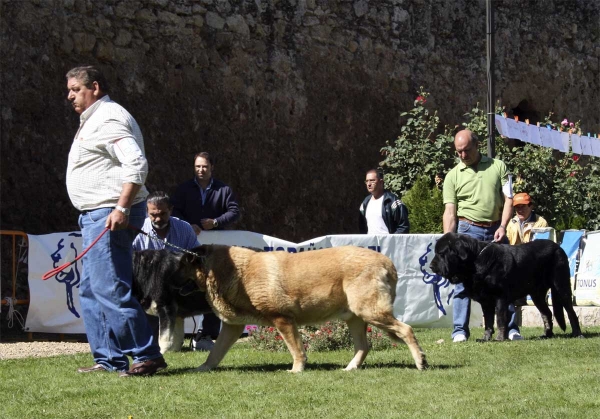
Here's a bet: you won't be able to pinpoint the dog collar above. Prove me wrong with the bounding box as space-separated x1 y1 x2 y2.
477 240 497 257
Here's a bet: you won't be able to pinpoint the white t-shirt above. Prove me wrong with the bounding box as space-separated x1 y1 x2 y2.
365 196 389 234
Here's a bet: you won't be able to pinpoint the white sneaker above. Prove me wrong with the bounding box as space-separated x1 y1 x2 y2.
453 334 467 343
192 335 215 351
509 331 524 341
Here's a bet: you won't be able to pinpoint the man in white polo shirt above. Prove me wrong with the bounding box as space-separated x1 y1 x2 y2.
358 168 409 234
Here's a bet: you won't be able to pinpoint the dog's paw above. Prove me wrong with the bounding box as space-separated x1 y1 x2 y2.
417 360 429 371
573 334 585 339
192 363 213 373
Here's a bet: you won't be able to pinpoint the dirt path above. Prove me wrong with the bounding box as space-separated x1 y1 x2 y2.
0 341 90 360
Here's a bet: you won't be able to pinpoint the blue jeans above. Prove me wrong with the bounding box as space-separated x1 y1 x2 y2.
78 202 161 371
452 221 520 339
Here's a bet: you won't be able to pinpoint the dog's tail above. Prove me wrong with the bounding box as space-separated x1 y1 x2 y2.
551 292 567 332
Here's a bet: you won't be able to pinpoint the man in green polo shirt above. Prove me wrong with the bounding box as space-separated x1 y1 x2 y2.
442 129 523 342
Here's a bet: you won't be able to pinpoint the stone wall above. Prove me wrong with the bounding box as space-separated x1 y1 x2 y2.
1 0 598 242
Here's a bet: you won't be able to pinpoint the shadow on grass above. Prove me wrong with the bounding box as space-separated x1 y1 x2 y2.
160 360 458 375
526 331 599 340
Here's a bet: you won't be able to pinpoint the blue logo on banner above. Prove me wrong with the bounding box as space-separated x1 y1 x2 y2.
419 242 451 315
49 233 82 318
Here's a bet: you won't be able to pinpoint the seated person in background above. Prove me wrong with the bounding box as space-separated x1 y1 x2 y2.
133 191 200 347
506 192 548 245
133 191 199 252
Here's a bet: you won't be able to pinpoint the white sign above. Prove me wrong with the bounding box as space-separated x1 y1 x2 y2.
26 231 483 334
575 231 600 306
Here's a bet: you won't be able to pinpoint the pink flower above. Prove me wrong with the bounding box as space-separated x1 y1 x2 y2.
561 119 569 125
569 171 577 177
573 155 580 162
416 95 426 104
570 122 574 128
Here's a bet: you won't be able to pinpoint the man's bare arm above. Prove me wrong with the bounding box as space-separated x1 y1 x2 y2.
443 203 457 233
105 183 142 231
495 196 514 241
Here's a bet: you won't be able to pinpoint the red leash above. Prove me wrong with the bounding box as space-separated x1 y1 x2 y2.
42 225 202 280
42 227 109 280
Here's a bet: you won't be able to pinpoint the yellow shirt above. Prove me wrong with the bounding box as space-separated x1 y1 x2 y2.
506 213 549 245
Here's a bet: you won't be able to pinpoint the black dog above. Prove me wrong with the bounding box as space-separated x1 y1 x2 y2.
132 249 213 352
430 232 583 341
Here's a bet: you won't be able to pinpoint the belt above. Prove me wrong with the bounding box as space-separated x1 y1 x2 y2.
458 217 500 228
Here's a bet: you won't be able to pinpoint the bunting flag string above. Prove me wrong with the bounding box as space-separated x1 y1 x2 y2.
494 114 600 157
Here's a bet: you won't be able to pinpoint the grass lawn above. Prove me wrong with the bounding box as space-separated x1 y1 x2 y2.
1 326 598 419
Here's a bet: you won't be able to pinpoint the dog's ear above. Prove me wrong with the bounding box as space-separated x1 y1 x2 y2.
454 236 477 264
181 245 210 265
178 246 209 291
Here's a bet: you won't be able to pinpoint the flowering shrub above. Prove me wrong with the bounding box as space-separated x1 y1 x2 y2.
248 321 397 352
472 110 597 230
247 326 288 352
380 87 454 195
380 89 600 231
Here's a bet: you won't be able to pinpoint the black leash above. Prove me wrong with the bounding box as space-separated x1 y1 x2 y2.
130 226 204 259
477 238 499 257
131 226 206 297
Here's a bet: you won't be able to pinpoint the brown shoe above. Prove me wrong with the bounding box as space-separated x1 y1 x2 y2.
77 364 107 373
119 356 167 377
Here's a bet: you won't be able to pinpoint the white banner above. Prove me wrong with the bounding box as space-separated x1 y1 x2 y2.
492 115 600 155
26 232 86 333
575 231 600 306
26 231 483 334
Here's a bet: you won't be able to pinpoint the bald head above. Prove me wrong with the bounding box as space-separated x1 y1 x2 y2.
454 130 481 166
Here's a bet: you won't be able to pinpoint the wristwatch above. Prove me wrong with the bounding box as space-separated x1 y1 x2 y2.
115 205 131 216
213 219 219 228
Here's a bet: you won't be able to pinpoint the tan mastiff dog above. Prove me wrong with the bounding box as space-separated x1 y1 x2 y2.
174 244 427 372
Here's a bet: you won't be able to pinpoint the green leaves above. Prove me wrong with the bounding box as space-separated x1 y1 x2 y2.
380 89 600 230
380 88 452 196
403 176 444 234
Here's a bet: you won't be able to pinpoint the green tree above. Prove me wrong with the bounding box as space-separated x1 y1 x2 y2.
402 176 444 234
380 88 454 195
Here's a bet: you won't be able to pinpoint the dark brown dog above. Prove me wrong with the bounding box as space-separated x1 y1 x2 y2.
430 232 583 341
133 250 213 352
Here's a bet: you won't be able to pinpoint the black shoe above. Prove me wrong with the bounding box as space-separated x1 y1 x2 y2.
119 356 167 377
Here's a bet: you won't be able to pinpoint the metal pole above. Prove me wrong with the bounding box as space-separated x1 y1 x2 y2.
486 0 495 157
